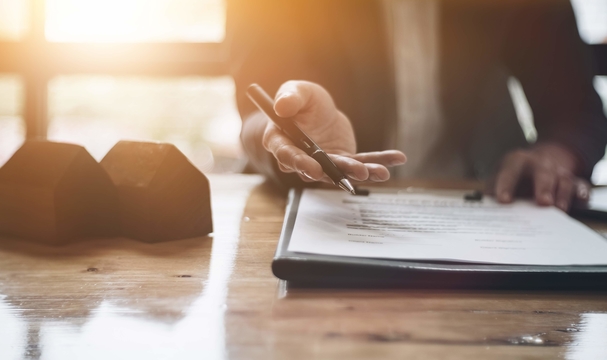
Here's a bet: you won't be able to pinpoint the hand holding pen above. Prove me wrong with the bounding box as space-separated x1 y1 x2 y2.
246 81 406 192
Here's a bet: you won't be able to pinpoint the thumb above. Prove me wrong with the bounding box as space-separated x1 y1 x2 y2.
273 80 335 120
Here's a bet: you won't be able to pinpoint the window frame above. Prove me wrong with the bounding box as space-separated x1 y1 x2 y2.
0 0 230 139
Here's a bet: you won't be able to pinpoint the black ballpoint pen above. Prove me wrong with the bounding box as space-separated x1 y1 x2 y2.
246 84 356 195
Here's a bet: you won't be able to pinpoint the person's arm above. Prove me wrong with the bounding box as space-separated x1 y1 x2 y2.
495 0 607 211
241 81 406 186
240 110 297 187
228 1 405 187
228 0 309 186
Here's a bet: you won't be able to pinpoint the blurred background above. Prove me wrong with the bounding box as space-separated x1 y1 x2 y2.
0 0 243 174
0 0 606 179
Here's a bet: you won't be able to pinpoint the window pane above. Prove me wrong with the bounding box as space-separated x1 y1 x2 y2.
572 0 607 44
47 75 243 173
0 75 25 167
45 0 225 43
0 0 29 40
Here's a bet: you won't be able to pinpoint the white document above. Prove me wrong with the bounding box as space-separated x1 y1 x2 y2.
587 187 607 212
287 189 607 266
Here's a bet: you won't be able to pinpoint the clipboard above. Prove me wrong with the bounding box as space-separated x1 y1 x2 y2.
272 189 607 289
572 186 607 221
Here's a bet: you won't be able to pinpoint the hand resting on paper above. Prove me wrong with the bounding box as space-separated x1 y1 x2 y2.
491 143 591 212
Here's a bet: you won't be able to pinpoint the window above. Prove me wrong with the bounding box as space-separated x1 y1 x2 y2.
0 0 242 173
0 0 29 41
45 0 225 43
0 75 25 166
47 75 243 172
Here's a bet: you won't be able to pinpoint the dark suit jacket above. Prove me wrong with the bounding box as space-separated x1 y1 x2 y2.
228 0 607 180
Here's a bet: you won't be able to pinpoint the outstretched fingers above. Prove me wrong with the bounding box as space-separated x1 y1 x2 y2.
263 124 324 180
350 150 407 167
264 119 404 184
329 155 391 182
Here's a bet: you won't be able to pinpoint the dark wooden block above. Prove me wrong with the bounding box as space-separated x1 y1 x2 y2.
0 141 120 244
100 141 213 242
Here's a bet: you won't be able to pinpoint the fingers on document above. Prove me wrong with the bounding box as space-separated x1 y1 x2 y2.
494 151 591 212
494 150 527 203
555 176 575 211
575 180 590 201
539 174 590 212
532 166 557 206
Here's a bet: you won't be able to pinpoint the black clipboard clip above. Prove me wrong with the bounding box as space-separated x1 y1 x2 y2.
464 190 483 202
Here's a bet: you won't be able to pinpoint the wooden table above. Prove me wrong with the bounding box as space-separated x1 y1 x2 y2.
0 174 606 359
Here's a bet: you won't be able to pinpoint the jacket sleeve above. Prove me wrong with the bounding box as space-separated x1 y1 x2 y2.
227 0 393 187
502 0 607 178
226 0 317 188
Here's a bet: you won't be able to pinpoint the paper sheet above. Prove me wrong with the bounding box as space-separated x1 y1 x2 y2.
588 187 607 212
287 189 607 266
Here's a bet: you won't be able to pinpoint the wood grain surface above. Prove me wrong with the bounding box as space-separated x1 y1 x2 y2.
0 174 606 360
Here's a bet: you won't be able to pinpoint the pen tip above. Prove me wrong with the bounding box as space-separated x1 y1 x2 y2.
338 178 356 195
